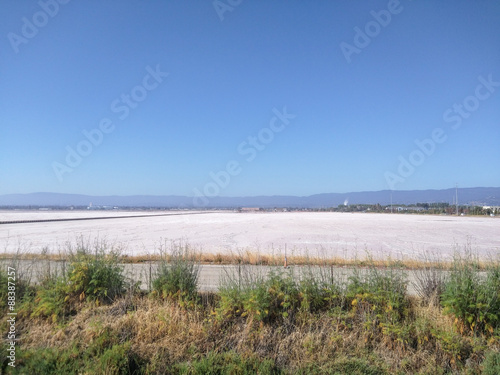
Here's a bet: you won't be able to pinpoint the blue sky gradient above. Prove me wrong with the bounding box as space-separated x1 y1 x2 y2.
1 0 499 197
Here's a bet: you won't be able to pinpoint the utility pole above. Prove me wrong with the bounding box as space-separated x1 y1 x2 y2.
455 183 459 216
390 190 393 213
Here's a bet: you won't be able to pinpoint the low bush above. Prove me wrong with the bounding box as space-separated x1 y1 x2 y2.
346 265 409 326
298 267 343 313
151 245 199 302
66 248 126 304
244 269 298 321
218 267 301 322
28 244 126 321
441 254 500 335
218 266 344 323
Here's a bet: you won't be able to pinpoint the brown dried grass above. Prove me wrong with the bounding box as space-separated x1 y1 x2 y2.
0 250 479 270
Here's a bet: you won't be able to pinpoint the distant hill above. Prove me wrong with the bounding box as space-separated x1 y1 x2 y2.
0 187 498 208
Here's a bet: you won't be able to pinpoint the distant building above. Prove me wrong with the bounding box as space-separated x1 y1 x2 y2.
240 207 260 212
483 206 500 214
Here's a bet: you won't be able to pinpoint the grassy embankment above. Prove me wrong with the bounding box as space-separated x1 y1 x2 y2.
0 241 499 374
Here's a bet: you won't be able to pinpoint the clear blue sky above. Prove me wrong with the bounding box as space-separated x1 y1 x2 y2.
1 0 499 197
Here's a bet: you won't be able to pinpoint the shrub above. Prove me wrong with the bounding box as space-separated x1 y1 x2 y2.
152 245 199 302
30 249 127 321
218 266 343 323
66 248 126 304
346 265 409 326
247 269 298 321
299 266 344 313
217 267 299 322
441 254 500 335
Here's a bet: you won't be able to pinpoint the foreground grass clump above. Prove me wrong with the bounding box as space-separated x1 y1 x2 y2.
65 248 126 304
23 242 128 323
14 341 137 375
151 244 199 302
441 252 500 336
347 265 409 323
217 266 344 324
173 351 281 374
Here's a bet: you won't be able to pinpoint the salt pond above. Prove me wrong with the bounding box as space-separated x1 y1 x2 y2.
1 211 498 260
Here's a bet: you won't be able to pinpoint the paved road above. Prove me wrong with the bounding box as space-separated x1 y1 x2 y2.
0 211 216 225
0 259 459 296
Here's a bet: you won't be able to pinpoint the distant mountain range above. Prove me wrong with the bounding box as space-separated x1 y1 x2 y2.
0 187 499 208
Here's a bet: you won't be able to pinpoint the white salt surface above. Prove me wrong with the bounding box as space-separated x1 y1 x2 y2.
1 211 498 260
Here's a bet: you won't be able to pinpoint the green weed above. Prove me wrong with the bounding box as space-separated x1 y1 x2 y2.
151 244 199 302
441 254 500 335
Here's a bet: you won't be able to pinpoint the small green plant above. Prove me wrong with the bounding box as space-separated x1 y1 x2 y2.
217 267 298 322
298 266 344 313
152 244 199 302
441 253 500 335
13 341 135 375
30 247 126 320
66 246 126 304
30 277 69 322
347 265 409 326
249 269 298 321
217 266 344 323
297 356 387 375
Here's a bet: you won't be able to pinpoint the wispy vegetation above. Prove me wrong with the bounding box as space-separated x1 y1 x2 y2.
151 242 199 303
1 241 499 374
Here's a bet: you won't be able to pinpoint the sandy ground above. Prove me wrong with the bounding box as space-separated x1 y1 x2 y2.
0 211 498 260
